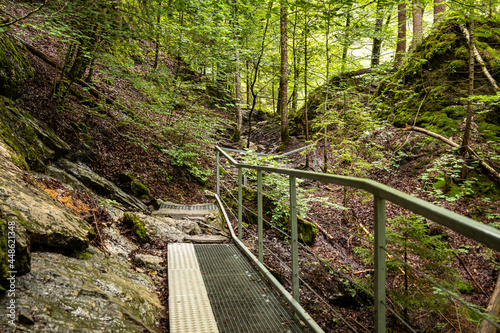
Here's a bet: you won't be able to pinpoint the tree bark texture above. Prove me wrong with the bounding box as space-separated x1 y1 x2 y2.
280 5 289 145
479 275 500 333
232 48 242 142
395 2 406 65
433 0 446 22
371 0 384 67
412 0 423 48
461 18 475 155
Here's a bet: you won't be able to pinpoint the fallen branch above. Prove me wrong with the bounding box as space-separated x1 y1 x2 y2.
0 1 48 28
459 23 500 93
403 125 500 182
455 253 487 295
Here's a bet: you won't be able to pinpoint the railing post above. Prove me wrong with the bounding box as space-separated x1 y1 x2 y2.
374 196 386 333
290 176 299 301
238 167 243 240
257 170 263 263
216 150 220 196
313 148 318 173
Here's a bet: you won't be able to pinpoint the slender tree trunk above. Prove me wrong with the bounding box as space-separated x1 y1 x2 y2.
371 0 384 67
412 0 423 48
153 1 162 69
395 2 407 65
291 7 299 118
461 18 475 156
246 60 250 107
480 276 500 333
434 0 446 22
280 4 289 146
323 5 331 173
341 1 353 73
247 1 272 148
232 48 243 142
303 10 309 166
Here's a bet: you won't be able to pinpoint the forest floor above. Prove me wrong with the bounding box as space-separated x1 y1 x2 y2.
8 4 500 330
231 113 500 332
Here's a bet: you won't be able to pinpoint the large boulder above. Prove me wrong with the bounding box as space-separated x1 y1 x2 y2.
0 248 164 332
0 97 71 171
0 140 95 285
0 33 33 99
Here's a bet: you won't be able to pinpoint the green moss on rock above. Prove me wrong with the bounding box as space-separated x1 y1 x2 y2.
122 213 151 243
0 32 33 99
131 180 149 198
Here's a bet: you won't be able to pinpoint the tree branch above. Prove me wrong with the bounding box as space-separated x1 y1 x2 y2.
402 125 500 182
0 1 48 28
459 23 500 93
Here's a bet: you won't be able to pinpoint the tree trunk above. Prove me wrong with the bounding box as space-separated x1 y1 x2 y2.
280 4 289 146
291 7 299 118
412 0 423 48
323 5 331 173
153 0 162 69
433 0 446 22
371 0 384 67
246 1 272 149
395 2 407 65
459 23 500 93
231 48 242 142
461 18 475 156
341 1 353 74
479 276 500 333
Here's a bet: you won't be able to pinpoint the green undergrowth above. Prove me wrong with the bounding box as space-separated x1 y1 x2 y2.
374 20 500 141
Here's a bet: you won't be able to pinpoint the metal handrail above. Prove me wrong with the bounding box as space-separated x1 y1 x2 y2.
215 146 500 332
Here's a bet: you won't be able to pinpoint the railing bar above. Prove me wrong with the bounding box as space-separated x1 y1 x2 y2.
217 146 500 252
224 186 375 299
383 302 418 333
382 246 500 329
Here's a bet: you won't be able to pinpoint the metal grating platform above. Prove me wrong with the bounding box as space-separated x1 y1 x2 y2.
161 204 218 210
169 243 219 333
194 244 307 333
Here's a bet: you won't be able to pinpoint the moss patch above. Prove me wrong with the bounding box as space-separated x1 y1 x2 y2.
131 180 149 198
121 213 151 243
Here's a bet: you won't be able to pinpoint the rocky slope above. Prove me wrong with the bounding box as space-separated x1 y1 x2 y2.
0 31 228 332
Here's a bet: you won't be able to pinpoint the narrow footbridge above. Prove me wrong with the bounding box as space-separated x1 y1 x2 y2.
168 146 500 333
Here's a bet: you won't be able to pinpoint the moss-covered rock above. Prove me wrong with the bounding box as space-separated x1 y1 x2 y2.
122 213 151 243
131 180 149 198
118 172 135 183
372 20 500 139
0 96 70 171
0 32 33 99
297 216 318 246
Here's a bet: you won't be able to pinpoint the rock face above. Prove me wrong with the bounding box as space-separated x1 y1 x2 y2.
0 140 95 285
0 248 164 332
0 96 70 171
55 159 147 211
0 33 33 99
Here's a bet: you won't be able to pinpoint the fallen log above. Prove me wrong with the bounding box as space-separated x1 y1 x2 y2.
402 125 500 182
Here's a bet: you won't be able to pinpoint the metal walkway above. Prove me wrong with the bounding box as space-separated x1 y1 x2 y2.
169 243 307 333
